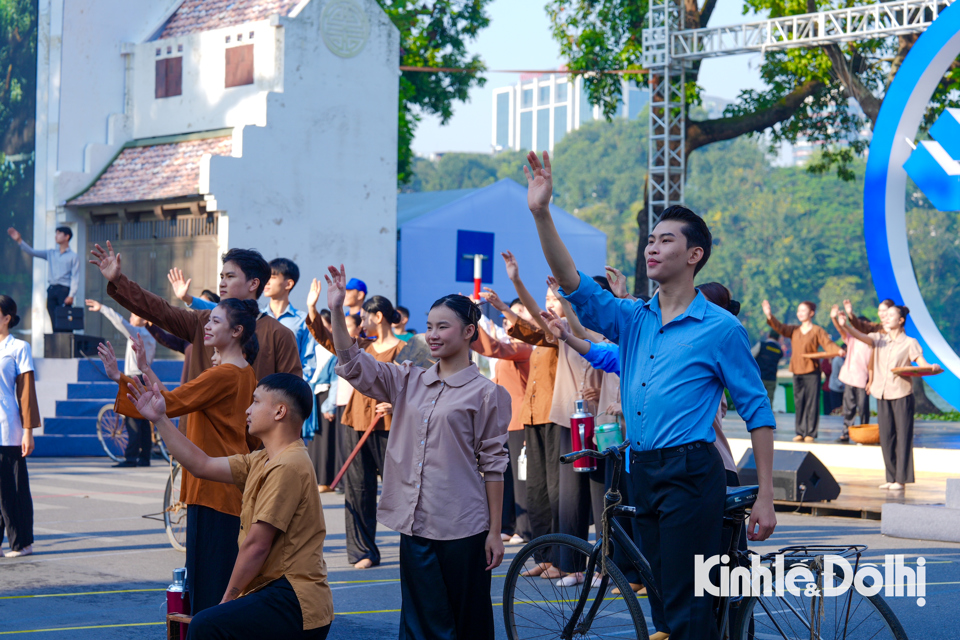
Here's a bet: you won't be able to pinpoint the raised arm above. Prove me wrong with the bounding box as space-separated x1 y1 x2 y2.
502 251 552 338
761 300 795 338
523 151 580 293
479 286 519 326
132 334 167 392
146 323 190 354
837 314 874 346
830 305 850 341
540 309 591 357
472 322 533 361
8 228 46 259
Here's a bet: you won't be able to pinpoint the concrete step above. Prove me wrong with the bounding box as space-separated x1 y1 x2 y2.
55 399 111 418
43 417 98 435
77 359 183 382
66 382 180 400
33 434 107 457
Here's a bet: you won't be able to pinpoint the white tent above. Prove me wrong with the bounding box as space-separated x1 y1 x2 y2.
397 178 608 332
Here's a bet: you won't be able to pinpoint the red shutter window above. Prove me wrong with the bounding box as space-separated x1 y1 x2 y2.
225 45 254 88
155 57 183 99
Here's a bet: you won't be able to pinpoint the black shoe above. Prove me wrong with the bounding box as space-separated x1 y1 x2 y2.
112 461 137 468
137 460 151 467
836 435 850 443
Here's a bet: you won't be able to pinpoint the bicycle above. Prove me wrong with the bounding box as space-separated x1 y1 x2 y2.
96 403 171 463
501 441 908 640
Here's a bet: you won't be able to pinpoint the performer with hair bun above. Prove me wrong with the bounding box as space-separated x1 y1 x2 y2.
326 264 509 640
0 295 39 558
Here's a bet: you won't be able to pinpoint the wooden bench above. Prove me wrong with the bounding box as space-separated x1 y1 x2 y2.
166 613 192 640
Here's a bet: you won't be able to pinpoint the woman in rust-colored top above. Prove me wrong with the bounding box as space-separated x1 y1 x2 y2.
763 299 840 442
473 295 534 544
306 284 403 569
102 299 259 615
327 265 509 640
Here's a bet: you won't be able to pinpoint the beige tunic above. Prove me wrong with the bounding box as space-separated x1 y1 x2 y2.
868 332 923 400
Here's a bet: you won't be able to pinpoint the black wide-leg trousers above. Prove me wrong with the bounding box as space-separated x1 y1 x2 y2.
841 385 871 434
0 446 33 551
185 504 240 615
399 530 493 640
878 395 916 484
793 372 821 438
307 391 337 486
523 423 561 565
342 425 389 566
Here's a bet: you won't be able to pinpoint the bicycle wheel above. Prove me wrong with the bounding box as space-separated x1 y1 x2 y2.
152 423 171 463
96 405 128 462
503 533 647 639
734 589 908 640
163 463 187 552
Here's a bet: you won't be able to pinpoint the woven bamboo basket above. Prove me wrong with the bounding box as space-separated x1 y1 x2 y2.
849 424 880 445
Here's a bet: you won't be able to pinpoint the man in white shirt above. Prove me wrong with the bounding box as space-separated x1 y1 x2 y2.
85 299 157 467
8 226 80 331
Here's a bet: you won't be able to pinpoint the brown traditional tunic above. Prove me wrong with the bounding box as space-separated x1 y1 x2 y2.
471 325 532 432
508 319 559 426
766 316 840 375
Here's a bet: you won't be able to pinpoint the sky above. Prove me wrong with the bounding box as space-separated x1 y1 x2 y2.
411 0 770 157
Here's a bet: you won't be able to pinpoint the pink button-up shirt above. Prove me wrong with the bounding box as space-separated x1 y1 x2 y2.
335 343 511 540
838 333 872 389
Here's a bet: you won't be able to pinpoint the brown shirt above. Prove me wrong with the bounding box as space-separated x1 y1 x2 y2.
108 274 303 381
16 371 40 430
471 325 532 432
335 343 510 540
228 441 334 631
766 317 840 375
509 319 559 426
868 331 924 400
116 363 256 516
850 316 883 334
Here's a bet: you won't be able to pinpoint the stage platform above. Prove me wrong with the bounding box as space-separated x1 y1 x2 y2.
724 414 960 520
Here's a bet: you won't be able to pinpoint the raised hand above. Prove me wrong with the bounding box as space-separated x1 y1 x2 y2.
523 151 553 215
761 299 772 319
307 278 322 311
97 341 122 383
546 275 561 297
843 299 854 316
132 333 151 373
830 304 840 319
605 266 628 299
167 268 192 303
324 265 347 310
480 287 508 312
128 380 168 423
501 251 519 282
7 227 21 243
837 313 847 327
89 241 122 283
84 299 102 313
539 309 569 342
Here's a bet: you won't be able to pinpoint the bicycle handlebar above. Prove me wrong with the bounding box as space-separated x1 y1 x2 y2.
559 440 631 464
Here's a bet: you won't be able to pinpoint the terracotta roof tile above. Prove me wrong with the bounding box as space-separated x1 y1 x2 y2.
158 0 302 39
68 136 232 206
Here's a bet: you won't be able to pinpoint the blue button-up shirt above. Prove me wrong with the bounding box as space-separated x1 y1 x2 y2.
563 271 775 451
584 341 621 376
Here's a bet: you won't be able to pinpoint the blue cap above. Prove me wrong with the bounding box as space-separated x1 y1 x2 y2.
346 278 367 294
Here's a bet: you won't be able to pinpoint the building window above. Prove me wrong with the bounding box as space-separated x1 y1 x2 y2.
155 57 183 99
556 82 568 103
537 107 550 150
496 93 510 149
225 44 254 88
539 85 551 105
554 105 568 146
521 88 533 109
580 83 594 123
519 111 533 150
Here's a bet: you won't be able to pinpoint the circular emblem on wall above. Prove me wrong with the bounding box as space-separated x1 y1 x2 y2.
864 1 960 407
320 0 370 58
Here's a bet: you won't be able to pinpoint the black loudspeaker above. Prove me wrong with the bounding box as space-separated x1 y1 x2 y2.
737 449 841 502
53 306 84 331
44 333 105 359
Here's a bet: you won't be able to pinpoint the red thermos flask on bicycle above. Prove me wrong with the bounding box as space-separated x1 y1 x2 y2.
570 399 596 473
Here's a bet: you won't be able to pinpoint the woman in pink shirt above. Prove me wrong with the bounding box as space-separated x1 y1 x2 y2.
830 305 873 442
326 265 510 640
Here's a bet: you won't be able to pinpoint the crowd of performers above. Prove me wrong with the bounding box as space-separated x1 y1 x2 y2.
0 150 942 639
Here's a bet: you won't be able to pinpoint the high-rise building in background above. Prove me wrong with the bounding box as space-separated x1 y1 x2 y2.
491 73 647 153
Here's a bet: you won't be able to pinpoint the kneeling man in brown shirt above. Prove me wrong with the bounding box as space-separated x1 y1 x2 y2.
128 373 333 640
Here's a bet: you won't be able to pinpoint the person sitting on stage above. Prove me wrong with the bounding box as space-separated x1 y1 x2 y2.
521 150 776 640
128 374 333 640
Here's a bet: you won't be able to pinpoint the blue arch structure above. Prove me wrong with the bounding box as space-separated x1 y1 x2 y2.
864 1 960 410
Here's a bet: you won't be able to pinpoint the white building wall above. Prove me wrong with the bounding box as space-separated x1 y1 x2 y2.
209 0 400 301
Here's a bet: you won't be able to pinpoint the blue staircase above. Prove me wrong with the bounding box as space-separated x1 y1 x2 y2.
33 359 183 457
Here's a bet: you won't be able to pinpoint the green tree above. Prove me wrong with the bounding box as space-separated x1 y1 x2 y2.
403 150 528 192
379 1 492 184
1 0 36 155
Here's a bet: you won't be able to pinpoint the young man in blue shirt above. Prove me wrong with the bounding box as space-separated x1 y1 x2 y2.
522 151 777 640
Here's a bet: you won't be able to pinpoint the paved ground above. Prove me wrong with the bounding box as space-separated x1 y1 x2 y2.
2 457 959 638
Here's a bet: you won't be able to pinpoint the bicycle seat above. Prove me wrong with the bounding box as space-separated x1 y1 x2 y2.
724 485 759 512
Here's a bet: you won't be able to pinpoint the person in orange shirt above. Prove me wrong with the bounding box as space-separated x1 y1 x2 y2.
99 299 260 615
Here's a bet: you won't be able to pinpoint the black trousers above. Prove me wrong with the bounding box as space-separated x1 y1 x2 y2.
557 431 606 573
0 446 33 551
124 417 152 465
878 395 916 484
399 531 493 640
307 391 337 486
334 406 349 476
507 430 531 541
793 372 821 438
841 385 871 435
187 576 331 640
524 423 561 564
186 505 241 615
342 425 389 565
47 284 70 331
627 442 725 640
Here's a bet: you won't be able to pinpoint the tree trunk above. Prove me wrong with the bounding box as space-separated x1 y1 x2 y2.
912 378 942 415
